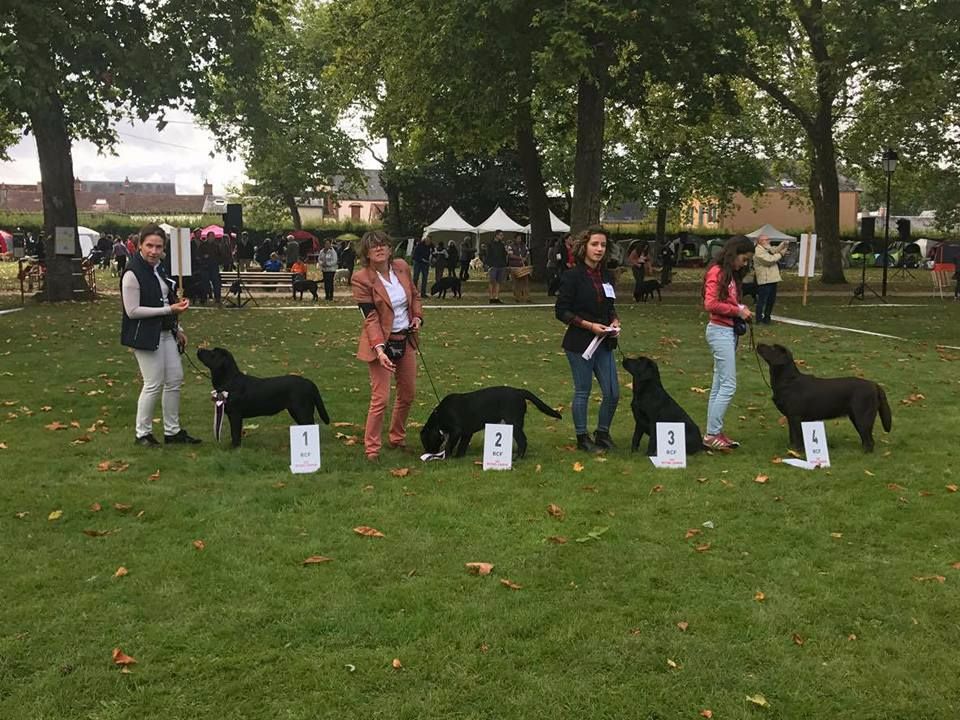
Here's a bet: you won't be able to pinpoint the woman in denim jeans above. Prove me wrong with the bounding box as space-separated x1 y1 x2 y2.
555 227 621 453
702 236 754 451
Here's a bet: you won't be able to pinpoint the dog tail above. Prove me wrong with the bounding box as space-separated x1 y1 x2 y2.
314 386 330 424
877 385 892 433
520 390 562 419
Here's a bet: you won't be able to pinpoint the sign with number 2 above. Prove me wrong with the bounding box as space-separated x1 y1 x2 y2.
482 423 513 470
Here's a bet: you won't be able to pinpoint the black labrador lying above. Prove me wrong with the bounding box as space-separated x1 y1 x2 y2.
757 343 892 452
197 347 330 447
292 278 319 301
421 386 561 458
430 276 462 299
622 356 703 456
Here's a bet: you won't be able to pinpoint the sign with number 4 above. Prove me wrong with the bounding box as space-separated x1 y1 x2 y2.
482 423 513 471
290 424 321 473
651 422 686 468
801 421 830 467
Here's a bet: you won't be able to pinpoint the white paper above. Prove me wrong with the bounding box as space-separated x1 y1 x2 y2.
170 227 192 279
290 424 321 473
801 420 830 467
602 282 616 298
55 226 75 255
782 458 820 470
798 234 817 278
482 423 513 470
419 450 446 462
652 422 686 468
581 327 619 360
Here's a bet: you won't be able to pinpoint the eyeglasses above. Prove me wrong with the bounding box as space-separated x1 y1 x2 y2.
370 241 388 249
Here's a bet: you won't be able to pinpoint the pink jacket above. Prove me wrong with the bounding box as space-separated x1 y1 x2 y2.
703 265 741 328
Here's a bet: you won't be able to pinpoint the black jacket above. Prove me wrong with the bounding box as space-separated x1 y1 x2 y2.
486 239 508 268
555 264 619 353
120 253 178 351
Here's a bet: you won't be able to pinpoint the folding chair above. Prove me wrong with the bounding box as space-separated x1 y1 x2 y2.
931 263 955 300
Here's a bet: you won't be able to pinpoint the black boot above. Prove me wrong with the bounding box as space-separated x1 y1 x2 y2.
594 430 615 450
577 433 603 453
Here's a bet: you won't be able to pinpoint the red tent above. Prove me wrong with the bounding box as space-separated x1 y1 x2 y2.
289 229 320 254
0 229 11 254
200 224 224 239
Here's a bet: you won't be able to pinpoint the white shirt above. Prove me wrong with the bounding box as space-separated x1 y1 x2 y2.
377 269 410 332
121 264 172 319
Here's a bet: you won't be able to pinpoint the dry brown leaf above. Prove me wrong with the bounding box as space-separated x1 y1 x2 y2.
45 421 68 431
547 535 567 544
333 421 355 427
70 435 92 445
499 578 522 590
848 633 857 641
48 510 63 521
754 474 769 484
273 481 287 489
886 482 905 491
830 532 843 539
666 658 679 669
685 528 701 539
465 562 494 576
148 469 160 481
947 484 958 493
353 525 385 538
746 694 769 708
572 461 585 472
754 591 766 602
391 658 402 670
690 386 707 394
83 529 114 537
950 561 960 570
112 648 137 666
864 469 875 477
547 503 565 519
695 542 711 553
792 633 805 646
113 503 132 512
389 467 411 478
114 566 128 578
912 575 946 583
479 642 489 653
69 420 81 428
651 484 665 494
192 539 205 551
700 711 714 719
786 448 802 458
303 555 333 565
771 456 783 464
676 621 689 632
89 502 102 512
14 511 28 519
535 464 542 473
40 405 52 412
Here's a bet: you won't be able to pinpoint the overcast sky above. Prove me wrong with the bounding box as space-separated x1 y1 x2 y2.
0 108 381 195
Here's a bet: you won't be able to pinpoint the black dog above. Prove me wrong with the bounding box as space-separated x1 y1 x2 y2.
622 356 703 456
196 347 330 447
292 278 319 301
429 276 462 299
741 280 758 301
756 343 892 452
421 386 561 458
636 279 662 302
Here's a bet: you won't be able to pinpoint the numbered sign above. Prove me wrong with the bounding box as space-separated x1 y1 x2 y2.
652 422 686 468
798 234 818 278
54 226 75 255
290 424 321 473
482 423 513 471
170 227 192 280
801 421 830 468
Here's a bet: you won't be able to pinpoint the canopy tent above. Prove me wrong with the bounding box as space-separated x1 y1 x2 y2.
706 238 725 261
200 224 224 239
422 206 478 250
476 206 526 236
77 226 100 257
522 210 571 234
746 224 797 242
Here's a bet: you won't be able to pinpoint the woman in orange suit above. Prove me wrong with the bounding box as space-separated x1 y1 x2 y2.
351 230 424 461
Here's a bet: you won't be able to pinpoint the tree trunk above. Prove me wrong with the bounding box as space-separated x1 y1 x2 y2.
655 204 668 246
284 194 302 229
570 72 606 234
808 122 845 284
30 91 91 301
381 134 403 236
515 99 551 280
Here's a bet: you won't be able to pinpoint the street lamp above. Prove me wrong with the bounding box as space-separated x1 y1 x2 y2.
880 148 898 297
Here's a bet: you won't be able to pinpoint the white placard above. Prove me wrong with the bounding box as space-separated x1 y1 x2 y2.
801 421 830 467
798 234 817 278
482 423 513 471
170 227 192 279
54 226 75 255
650 422 686 468
290 424 321 473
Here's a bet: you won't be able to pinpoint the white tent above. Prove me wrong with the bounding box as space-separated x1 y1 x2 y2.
77 226 100 257
522 210 571 234
424 206 477 235
746 224 796 241
476 206 526 236
159 222 177 239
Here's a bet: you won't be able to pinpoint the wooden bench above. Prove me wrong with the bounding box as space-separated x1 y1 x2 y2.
228 271 299 292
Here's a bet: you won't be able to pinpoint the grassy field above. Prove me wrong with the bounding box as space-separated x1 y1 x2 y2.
2 292 959 719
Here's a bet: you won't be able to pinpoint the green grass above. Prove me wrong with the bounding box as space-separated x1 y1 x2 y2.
2 296 959 719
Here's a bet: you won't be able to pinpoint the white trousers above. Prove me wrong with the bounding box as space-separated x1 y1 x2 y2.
133 333 184 438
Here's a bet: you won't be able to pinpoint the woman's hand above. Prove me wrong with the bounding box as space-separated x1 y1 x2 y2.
376 348 396 373
171 299 190 314
411 317 422 332
610 318 621 330
176 330 187 351
738 306 753 321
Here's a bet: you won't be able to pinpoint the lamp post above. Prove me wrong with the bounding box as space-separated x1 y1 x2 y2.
880 148 898 297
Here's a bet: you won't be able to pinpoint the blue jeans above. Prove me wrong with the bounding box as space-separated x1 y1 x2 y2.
413 261 430 297
705 323 737 435
566 345 619 435
756 282 778 322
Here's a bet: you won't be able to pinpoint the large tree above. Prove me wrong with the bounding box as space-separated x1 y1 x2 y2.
0 0 276 299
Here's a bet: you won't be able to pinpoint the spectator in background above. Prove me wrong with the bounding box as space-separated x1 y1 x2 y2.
285 234 300 269
112 236 130 276
432 240 447 285
290 258 308 281
319 239 338 301
459 236 475 281
236 231 254 271
125 234 137 257
412 237 432 297
254 237 272 269
507 233 531 303
486 230 508 304
200 231 223 305
263 252 282 272
752 234 790 324
97 233 113 269
339 241 357 284
445 239 459 278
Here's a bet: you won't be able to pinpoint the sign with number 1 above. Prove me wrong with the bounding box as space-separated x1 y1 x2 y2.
290 424 321 473
482 423 513 471
653 422 686 468
801 421 830 467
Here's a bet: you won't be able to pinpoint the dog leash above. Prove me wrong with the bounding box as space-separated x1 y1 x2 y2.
748 322 771 390
407 329 443 406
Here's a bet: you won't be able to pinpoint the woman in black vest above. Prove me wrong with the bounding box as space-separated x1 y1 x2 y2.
555 226 621 452
121 224 201 447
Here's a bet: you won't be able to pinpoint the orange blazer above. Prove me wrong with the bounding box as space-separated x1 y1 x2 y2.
351 259 424 362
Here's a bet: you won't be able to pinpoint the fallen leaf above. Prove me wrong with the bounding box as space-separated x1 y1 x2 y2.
192 540 205 551
148 469 160 481
45 421 68 431
15 511 28 519
83 529 114 537
479 642 489 653
912 575 946 583
499 578 522 590
114 566 128 578
746 693 769 708
754 591 766 602
754 474 769 484
666 658 679 669
303 555 333 565
111 648 137 666
685 529 701 539
547 503 565 520
572 461 585 472
273 481 287 489
465 562 494 576
792 633 805 646
676 621 689 632
786 448 802 457
848 633 857 641
69 420 81 428
48 510 63 521
947 484 958 493
695 542 711 553
547 536 567 544
70 435 92 445
651 484 665 493
830 532 843 539
700 711 714 719
951 561 960 570
389 467 410 478
40 405 52 412
333 421 354 427
113 503 132 512
535 464 542 472
864 469 875 477
771 456 782 464
778 416 788 427
391 658 402 669
89 502 102 512
353 525 385 538
690 386 707 394
886 482 905 491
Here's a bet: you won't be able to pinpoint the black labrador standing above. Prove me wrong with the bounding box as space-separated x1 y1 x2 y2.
756 343 892 452
622 356 703 456
197 347 330 447
292 278 319 301
429 276 462 299
637 279 662 302
420 386 561 458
